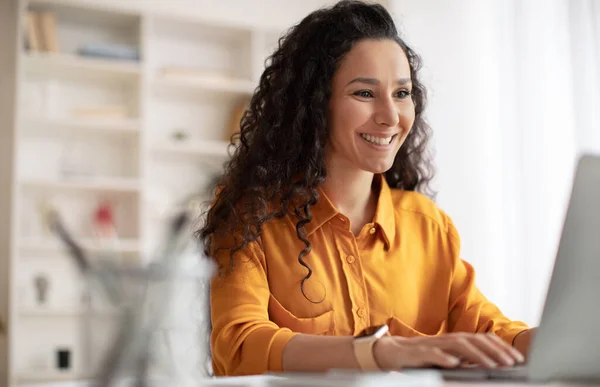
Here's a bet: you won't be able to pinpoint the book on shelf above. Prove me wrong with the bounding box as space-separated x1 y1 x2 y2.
78 42 140 61
39 12 60 53
24 11 60 53
24 11 41 52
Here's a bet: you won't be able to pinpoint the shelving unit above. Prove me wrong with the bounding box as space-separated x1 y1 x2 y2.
9 0 283 384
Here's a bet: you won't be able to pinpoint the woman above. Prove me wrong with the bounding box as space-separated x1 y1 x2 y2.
198 0 535 376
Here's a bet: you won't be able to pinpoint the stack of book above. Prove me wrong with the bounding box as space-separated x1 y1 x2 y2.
24 10 139 62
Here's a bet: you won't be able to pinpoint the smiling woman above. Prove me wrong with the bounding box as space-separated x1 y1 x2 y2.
198 0 532 377
327 39 416 202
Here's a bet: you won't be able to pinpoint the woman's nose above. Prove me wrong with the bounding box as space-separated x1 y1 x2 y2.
374 98 400 128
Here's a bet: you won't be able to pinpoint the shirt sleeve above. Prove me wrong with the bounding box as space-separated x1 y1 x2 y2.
445 217 529 345
210 241 299 376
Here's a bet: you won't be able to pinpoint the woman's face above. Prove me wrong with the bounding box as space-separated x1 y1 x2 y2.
327 39 415 174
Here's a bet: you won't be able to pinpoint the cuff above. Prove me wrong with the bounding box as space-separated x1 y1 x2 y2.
497 326 529 346
267 328 299 372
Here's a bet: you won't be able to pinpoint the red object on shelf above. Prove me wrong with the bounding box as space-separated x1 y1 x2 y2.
93 201 116 239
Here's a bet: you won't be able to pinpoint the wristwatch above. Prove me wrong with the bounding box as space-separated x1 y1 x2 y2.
353 324 389 371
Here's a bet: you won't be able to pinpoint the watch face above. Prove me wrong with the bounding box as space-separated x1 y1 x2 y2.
356 324 388 338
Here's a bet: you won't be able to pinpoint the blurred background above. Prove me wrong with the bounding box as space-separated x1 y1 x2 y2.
0 0 598 385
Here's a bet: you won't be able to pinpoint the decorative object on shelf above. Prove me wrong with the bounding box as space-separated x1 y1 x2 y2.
33 274 50 305
78 42 140 61
71 105 128 119
24 11 42 52
92 200 117 240
171 129 189 142
228 99 249 142
56 348 71 370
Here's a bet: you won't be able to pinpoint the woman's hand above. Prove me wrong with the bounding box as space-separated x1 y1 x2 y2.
373 332 526 370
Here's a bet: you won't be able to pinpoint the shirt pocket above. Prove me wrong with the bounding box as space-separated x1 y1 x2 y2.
388 315 447 337
268 294 336 335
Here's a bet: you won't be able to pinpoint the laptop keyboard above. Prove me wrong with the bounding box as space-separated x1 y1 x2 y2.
438 365 529 381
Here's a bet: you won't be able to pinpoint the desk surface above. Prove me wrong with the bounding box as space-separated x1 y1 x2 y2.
20 383 600 387
21 380 600 387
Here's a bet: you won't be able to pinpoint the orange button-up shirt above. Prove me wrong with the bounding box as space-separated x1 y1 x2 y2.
210 175 529 376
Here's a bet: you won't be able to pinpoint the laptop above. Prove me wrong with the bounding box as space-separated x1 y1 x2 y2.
439 154 600 383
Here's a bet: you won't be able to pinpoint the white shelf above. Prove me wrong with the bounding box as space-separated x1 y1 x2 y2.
16 370 92 383
18 306 118 318
153 76 255 96
22 52 141 80
20 117 141 136
19 238 141 254
152 140 231 159
19 176 141 194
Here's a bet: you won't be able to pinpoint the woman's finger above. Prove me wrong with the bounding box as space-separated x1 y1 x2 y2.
470 334 516 367
486 333 526 363
441 336 498 368
395 344 460 369
417 347 462 369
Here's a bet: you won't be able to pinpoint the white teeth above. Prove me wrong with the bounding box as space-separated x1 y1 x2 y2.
360 133 393 146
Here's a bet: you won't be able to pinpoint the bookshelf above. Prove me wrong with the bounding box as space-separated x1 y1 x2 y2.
7 0 285 384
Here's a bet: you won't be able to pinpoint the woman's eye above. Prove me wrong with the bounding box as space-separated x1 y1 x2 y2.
354 90 374 98
395 90 412 99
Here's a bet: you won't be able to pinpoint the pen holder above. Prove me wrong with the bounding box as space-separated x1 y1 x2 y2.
81 245 215 386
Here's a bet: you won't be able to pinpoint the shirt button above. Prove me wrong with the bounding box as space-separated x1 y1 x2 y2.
357 307 366 318
369 227 376 235
338 216 346 222
346 255 355 264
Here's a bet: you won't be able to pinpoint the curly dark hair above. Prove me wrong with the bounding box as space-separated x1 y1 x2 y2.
197 0 435 297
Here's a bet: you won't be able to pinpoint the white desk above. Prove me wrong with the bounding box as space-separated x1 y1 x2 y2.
19 375 600 387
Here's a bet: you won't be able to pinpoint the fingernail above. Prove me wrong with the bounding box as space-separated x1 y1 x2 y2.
449 357 461 367
504 357 515 366
513 351 525 363
487 360 498 368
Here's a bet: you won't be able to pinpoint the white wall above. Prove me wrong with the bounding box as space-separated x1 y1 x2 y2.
387 0 588 325
387 0 518 312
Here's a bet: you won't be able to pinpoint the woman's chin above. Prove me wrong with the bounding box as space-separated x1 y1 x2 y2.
361 162 394 175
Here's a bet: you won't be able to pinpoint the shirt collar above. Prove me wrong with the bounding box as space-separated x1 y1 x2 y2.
372 174 396 249
304 174 396 249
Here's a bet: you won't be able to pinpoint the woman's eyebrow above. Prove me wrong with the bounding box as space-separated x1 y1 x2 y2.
346 77 412 86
